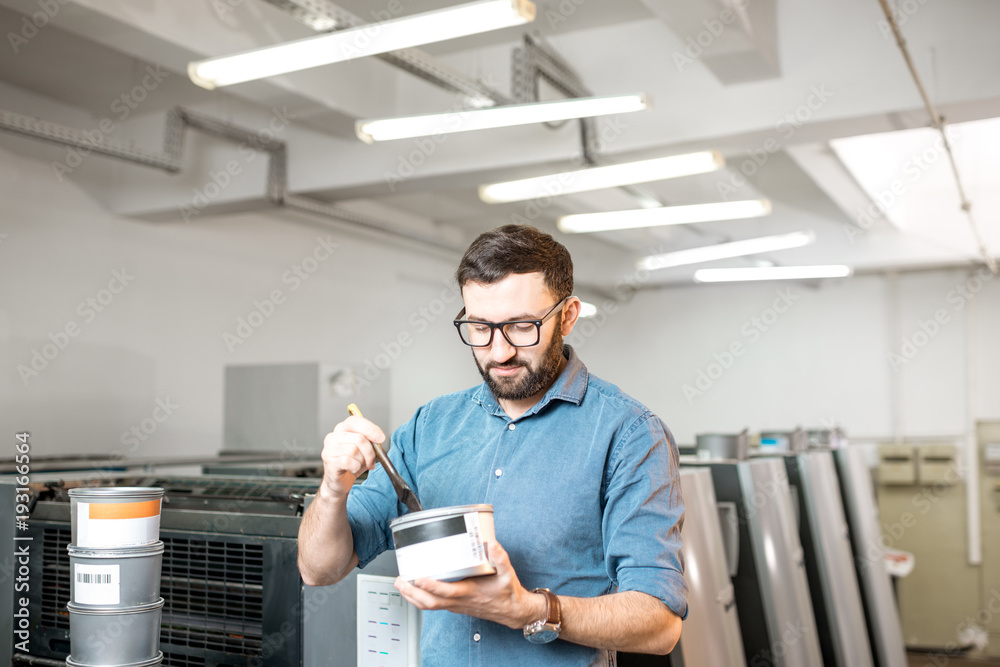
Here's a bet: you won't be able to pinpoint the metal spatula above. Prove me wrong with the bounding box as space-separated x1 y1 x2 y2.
347 403 423 513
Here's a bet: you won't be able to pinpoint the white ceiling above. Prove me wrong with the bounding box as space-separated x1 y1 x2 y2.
0 0 998 291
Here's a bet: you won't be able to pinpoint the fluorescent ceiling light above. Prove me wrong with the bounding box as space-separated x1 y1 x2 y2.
188 0 536 89
693 265 853 282
356 94 649 143
638 231 816 271
577 302 598 318
478 151 724 204
558 199 770 234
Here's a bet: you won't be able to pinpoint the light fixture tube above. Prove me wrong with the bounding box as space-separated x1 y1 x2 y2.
478 151 724 204
558 199 771 234
638 231 816 271
188 0 536 90
693 265 853 282
356 93 649 143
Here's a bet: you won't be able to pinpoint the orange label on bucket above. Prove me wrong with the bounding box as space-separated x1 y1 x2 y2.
88 499 161 520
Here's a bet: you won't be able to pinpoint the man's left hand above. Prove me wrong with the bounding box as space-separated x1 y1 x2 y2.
394 539 545 630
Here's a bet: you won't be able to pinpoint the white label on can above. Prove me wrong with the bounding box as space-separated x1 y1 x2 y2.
464 513 486 562
396 534 483 580
74 563 121 605
77 501 161 548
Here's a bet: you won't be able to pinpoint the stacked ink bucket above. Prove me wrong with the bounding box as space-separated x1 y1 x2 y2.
66 488 166 667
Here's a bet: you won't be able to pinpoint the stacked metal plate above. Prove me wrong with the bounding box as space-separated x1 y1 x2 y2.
66 488 165 667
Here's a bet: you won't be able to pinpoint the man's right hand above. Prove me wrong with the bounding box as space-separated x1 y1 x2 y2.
320 415 387 501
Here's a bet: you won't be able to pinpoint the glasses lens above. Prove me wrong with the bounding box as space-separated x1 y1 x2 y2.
502 322 540 347
458 322 493 346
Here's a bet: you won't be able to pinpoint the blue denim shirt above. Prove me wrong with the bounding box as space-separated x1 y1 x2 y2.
347 345 687 666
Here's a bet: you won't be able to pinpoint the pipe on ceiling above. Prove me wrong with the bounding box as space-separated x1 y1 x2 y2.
876 0 997 274
0 106 462 254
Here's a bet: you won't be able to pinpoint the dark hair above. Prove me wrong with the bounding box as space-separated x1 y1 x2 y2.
456 225 573 300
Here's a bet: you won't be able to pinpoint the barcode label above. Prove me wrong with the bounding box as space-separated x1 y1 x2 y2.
465 514 485 562
74 564 121 605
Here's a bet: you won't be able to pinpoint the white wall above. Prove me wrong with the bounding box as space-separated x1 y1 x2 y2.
0 145 479 461
2 140 997 465
569 266 1000 447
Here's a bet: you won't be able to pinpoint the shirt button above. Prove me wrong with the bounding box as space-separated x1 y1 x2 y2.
508 423 516 430
495 469 502 477
473 632 481 642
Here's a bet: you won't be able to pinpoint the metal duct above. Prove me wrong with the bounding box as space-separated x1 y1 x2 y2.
0 106 460 253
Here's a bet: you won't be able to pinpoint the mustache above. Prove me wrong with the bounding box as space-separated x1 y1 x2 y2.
486 359 526 371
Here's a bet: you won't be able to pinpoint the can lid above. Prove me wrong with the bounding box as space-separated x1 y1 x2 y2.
390 504 493 530
67 597 165 615
69 487 164 499
68 540 164 558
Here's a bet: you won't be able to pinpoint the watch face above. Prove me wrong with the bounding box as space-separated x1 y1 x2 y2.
526 626 559 644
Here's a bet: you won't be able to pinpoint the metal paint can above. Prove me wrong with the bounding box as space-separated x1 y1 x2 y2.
69 487 164 549
66 651 163 667
389 504 496 581
68 542 163 608
67 598 163 666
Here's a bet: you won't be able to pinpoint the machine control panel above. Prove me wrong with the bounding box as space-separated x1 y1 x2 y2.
357 574 420 667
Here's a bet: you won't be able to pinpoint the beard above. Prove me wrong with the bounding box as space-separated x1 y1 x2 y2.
475 320 565 401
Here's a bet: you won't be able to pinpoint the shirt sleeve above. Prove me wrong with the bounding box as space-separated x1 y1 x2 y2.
602 412 689 620
346 408 421 568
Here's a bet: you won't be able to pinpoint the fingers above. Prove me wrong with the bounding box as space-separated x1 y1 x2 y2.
395 577 448 610
484 539 511 571
319 416 386 496
336 414 386 445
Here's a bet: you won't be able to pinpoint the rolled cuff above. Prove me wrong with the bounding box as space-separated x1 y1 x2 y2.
616 565 689 620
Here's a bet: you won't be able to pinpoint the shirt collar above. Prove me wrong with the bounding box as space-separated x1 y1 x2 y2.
471 344 589 419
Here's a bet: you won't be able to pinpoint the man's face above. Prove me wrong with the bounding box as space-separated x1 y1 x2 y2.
461 272 568 401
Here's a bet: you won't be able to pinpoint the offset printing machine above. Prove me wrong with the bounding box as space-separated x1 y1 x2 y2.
684 457 825 667
833 447 908 667
620 468 747 667
0 473 407 667
778 450 875 667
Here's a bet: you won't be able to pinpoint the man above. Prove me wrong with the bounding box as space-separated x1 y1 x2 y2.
298 225 686 666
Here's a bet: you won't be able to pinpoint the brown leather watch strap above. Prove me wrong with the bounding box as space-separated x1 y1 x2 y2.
531 588 561 626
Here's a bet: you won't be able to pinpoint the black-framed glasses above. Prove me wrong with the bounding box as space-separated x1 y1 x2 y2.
453 297 568 348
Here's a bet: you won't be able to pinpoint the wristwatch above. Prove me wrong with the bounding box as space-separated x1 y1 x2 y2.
523 588 561 644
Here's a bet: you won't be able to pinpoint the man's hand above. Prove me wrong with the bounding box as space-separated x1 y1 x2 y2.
394 540 545 630
319 415 386 501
